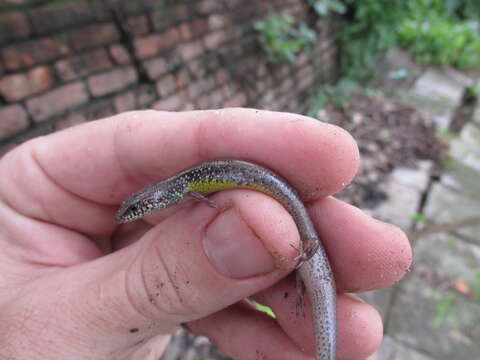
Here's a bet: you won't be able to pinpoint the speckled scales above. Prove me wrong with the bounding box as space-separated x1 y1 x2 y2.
116 159 336 360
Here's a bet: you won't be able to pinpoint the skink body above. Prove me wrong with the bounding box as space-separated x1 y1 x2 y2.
116 159 336 360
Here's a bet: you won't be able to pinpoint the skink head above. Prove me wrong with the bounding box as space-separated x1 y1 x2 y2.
116 197 158 223
115 181 186 223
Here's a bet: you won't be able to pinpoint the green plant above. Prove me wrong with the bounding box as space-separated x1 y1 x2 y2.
443 0 480 20
467 83 480 97
254 13 316 63
424 288 458 327
339 0 407 80
306 84 353 117
339 0 480 80
399 15 480 69
308 0 346 16
433 294 457 327
412 212 427 224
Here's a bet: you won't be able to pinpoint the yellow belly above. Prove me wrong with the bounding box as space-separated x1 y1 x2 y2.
186 179 271 195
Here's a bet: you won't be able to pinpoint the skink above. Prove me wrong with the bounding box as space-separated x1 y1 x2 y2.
116 159 336 360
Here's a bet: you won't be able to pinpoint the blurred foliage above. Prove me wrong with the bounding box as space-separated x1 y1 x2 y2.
424 288 458 327
399 14 480 69
339 0 406 80
412 212 428 225
339 0 480 80
254 13 316 63
307 0 346 16
467 83 480 96
306 82 354 116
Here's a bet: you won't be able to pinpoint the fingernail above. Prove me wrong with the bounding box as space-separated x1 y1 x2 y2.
203 207 275 278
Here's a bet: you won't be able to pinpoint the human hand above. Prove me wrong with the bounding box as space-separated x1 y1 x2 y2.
0 108 411 360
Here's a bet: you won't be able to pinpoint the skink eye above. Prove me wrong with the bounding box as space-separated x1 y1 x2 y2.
129 205 139 213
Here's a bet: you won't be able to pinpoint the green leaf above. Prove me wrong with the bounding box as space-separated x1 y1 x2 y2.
255 13 316 63
252 301 276 318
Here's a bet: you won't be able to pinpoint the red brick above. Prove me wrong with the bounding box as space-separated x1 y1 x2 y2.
186 58 207 78
2 37 68 70
29 1 96 35
0 0 33 5
177 40 203 61
224 0 243 9
82 98 114 120
210 88 225 106
257 64 267 78
164 51 182 71
187 78 215 99
182 102 195 111
54 113 86 131
208 14 227 30
202 89 225 108
150 8 177 32
87 66 137 97
224 92 247 107
70 23 119 51
135 84 157 108
295 52 309 67
0 66 53 101
127 15 149 36
175 70 189 88
279 77 294 93
177 22 192 41
152 94 182 111
0 11 30 44
221 83 233 98
55 48 112 81
116 1 144 15
114 91 136 113
134 28 180 59
191 19 208 37
109 44 131 65
195 93 209 109
143 56 167 80
0 104 29 139
27 82 89 122
173 4 189 21
156 74 176 97
196 0 224 14
203 30 227 50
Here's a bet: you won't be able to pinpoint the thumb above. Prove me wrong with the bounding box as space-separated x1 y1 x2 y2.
20 190 299 358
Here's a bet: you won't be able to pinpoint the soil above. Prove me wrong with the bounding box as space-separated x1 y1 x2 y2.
322 92 447 208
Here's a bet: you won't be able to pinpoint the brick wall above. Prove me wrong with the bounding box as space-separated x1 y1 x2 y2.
0 0 338 155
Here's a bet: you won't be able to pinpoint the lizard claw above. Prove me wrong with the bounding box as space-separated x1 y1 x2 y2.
290 238 320 268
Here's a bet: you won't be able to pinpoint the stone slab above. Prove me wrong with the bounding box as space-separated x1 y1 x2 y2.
412 69 465 108
442 158 480 200
473 101 480 127
386 276 480 360
371 178 422 231
391 163 432 191
424 182 480 244
450 123 480 172
415 233 480 286
440 67 474 88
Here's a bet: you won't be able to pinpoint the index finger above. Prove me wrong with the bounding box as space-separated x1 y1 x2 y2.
0 108 359 233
